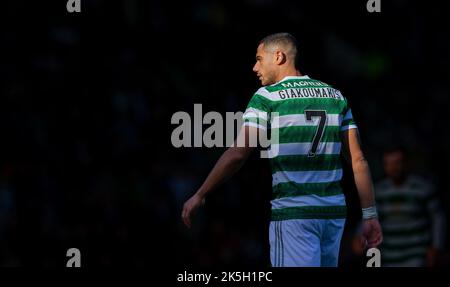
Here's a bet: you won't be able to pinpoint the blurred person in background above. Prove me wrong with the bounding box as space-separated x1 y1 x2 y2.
376 146 446 267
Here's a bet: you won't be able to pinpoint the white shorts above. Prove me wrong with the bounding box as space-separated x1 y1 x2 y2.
269 218 346 267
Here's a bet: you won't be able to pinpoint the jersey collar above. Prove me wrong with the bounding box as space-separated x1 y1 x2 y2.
281 75 310 81
272 75 310 86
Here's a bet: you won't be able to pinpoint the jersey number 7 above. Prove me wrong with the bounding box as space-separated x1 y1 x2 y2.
304 110 327 157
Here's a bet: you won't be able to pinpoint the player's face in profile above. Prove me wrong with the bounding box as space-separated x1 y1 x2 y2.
253 43 276 86
383 151 406 180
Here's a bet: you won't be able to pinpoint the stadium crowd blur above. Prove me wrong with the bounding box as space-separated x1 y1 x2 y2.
1 0 449 267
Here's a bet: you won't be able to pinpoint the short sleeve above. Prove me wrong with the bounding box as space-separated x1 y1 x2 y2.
340 100 358 132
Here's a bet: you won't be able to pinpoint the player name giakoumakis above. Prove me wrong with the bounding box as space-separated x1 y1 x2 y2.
274 80 344 100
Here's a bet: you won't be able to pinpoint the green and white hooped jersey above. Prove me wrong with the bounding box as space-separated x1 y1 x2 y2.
243 75 357 221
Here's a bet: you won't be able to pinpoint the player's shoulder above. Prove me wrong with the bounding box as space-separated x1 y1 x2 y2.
255 86 270 95
252 86 274 101
374 178 392 193
407 175 435 194
308 76 346 101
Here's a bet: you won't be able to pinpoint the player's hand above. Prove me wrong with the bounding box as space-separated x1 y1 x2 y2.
181 193 205 229
362 218 383 248
427 247 438 267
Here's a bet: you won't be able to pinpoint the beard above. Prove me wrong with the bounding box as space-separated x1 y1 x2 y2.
261 70 276 86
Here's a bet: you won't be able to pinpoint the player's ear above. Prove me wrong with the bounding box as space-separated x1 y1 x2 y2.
275 50 286 65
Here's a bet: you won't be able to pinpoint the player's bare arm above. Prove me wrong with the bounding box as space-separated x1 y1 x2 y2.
341 128 383 248
182 126 259 228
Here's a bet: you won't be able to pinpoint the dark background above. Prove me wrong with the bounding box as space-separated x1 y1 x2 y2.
0 0 449 267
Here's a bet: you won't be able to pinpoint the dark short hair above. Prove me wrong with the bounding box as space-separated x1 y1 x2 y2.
383 145 409 158
259 33 299 67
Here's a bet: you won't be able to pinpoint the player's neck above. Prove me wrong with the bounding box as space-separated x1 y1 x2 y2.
276 69 302 82
392 174 407 186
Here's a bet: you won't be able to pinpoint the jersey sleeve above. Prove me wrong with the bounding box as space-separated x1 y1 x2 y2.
340 99 358 132
242 90 271 131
